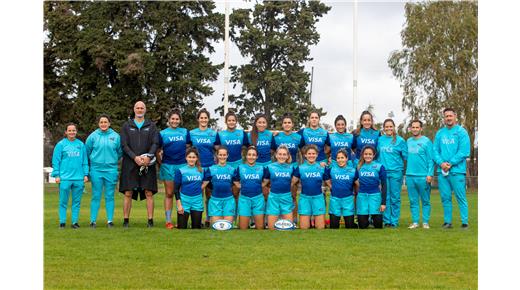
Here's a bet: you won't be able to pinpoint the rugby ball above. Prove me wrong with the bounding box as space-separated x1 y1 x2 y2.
211 220 233 231
274 219 295 231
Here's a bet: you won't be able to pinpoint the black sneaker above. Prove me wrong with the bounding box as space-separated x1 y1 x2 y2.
123 221 129 228
204 221 210 228
147 220 154 228
107 222 114 228
461 224 469 229
72 223 80 229
442 222 453 229
90 222 96 229
59 223 66 229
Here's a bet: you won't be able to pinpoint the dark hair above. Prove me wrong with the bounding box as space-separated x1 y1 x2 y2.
64 122 77 132
410 119 423 128
383 118 397 144
307 111 321 128
302 144 319 160
357 145 376 170
197 108 210 120
167 108 182 123
224 111 237 123
335 148 349 161
281 113 293 124
186 147 202 172
251 113 268 147
215 145 229 156
354 110 376 135
246 145 258 155
443 108 456 114
97 114 111 123
334 115 347 132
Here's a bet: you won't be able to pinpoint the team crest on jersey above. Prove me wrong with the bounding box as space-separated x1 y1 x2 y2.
109 137 115 142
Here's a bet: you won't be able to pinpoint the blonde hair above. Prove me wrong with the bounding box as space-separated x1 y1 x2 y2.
275 145 292 164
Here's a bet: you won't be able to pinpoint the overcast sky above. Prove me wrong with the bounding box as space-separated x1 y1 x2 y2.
206 0 410 129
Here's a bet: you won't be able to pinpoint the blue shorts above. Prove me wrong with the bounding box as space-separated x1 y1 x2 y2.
179 193 204 213
329 195 355 217
356 192 382 215
227 160 243 170
238 194 265 217
298 194 326 215
208 195 236 217
266 192 294 216
160 163 186 181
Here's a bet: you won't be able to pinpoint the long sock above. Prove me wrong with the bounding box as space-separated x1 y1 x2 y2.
165 210 172 223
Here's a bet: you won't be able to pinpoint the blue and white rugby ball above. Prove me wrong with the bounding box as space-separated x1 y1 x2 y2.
211 220 233 231
274 219 295 231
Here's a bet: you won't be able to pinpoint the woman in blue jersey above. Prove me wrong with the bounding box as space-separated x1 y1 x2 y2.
353 110 380 162
248 113 274 166
233 146 266 230
190 108 217 227
324 149 359 229
356 146 387 229
85 114 122 228
174 148 205 229
215 111 248 169
263 145 295 229
377 119 408 228
158 109 191 229
292 145 327 229
298 111 330 167
51 123 89 229
203 146 236 224
328 115 355 166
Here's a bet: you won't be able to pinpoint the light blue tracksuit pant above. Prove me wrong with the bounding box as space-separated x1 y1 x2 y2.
59 180 84 224
90 170 118 223
383 171 403 226
438 173 468 224
406 176 431 224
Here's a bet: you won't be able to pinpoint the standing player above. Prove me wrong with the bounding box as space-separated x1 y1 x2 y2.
52 123 89 229
157 109 191 229
248 113 274 167
328 115 355 166
353 110 380 162
85 114 122 228
377 119 408 227
324 149 359 229
298 111 330 166
263 146 295 229
233 146 266 230
190 108 217 227
215 111 248 169
203 146 236 225
356 146 387 229
433 108 471 229
292 145 327 229
174 148 205 229
406 120 434 229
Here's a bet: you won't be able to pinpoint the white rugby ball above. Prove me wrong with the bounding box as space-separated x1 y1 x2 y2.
211 220 233 231
274 219 295 231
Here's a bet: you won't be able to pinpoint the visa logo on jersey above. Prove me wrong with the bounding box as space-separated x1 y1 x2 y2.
225 140 241 145
281 143 296 149
187 176 202 181
67 151 80 157
216 174 231 180
333 141 350 147
360 171 375 177
334 174 350 180
308 137 323 143
168 136 184 142
244 174 260 179
408 147 420 154
195 138 211 144
360 138 375 144
442 138 455 145
381 147 393 153
274 172 290 178
257 140 270 146
304 172 321 178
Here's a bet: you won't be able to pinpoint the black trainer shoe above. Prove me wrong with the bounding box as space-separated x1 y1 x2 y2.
107 222 114 228
147 220 154 228
442 222 453 229
461 224 469 229
123 221 129 228
204 221 210 228
59 223 66 229
72 223 80 229
90 222 96 229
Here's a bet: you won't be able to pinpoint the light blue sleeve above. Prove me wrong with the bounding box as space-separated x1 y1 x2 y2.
400 138 408 161
426 139 435 176
116 134 123 159
51 142 62 177
432 131 444 166
85 134 94 156
449 128 471 166
82 143 89 176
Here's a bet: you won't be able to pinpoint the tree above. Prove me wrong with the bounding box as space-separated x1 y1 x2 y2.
217 0 331 129
388 1 477 175
44 1 223 144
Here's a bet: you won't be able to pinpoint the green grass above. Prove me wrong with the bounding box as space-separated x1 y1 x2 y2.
44 183 477 289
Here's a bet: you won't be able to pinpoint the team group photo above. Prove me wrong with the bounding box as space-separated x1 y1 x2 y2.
40 1 478 289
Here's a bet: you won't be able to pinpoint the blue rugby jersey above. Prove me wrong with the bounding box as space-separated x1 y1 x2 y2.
189 128 217 167
233 163 264 198
51 138 89 180
273 132 304 163
174 165 205 197
263 162 294 194
377 135 408 172
328 131 354 161
324 165 358 198
247 130 274 163
433 125 470 175
358 161 386 194
353 128 380 159
406 136 434 177
298 127 330 162
159 127 190 165
215 129 248 162
204 164 234 198
293 162 325 196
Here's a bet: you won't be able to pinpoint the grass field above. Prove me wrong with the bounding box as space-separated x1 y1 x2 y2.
44 183 477 289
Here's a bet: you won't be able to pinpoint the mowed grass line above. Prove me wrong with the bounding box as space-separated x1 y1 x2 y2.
44 183 477 289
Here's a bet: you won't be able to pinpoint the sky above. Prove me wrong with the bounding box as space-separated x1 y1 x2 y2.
207 0 409 129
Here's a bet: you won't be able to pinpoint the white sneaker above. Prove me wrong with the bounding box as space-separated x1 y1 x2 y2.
422 223 430 229
408 223 419 229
